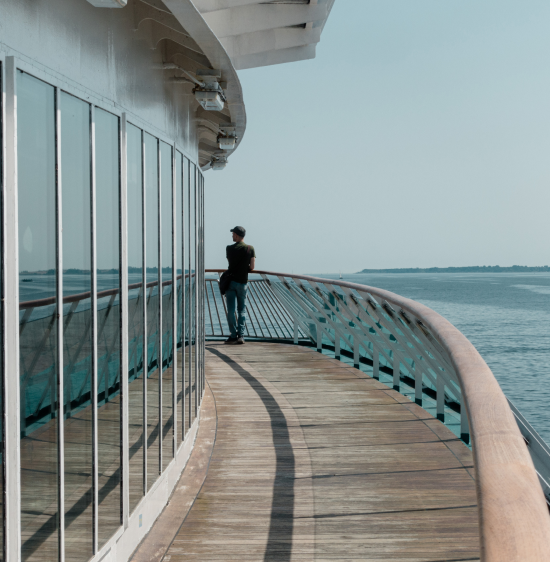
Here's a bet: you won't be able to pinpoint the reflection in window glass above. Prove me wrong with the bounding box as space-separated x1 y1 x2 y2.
95 108 121 547
127 124 144 512
60 92 93 562
198 175 204 403
189 164 197 425
144 133 160 488
17 71 58 562
160 142 173 469
175 153 184 446
183 158 190 437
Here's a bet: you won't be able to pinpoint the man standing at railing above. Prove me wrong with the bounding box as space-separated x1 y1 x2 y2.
224 226 256 345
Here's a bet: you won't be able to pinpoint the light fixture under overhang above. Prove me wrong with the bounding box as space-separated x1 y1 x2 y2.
86 0 126 6
217 123 237 150
211 156 228 171
194 69 226 111
218 136 236 150
195 90 224 111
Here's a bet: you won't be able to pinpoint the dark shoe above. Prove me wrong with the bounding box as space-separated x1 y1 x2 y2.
224 336 238 345
237 337 245 345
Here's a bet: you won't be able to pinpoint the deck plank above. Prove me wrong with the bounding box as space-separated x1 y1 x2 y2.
165 342 479 561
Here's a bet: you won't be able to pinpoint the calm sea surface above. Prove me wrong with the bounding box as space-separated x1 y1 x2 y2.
317 272 550 443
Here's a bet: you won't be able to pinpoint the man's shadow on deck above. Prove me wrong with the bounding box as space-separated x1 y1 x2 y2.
208 347 295 562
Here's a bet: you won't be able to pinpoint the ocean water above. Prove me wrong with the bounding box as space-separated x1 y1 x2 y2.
317 272 550 444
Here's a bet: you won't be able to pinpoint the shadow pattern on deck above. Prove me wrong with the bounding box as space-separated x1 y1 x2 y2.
165 342 480 562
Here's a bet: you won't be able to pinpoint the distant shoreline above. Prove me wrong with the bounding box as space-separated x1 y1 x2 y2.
357 266 550 274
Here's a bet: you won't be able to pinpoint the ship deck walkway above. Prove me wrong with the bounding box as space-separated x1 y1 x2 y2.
133 342 480 561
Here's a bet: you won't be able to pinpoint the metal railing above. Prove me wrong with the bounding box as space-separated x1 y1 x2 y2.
205 269 550 561
205 276 308 341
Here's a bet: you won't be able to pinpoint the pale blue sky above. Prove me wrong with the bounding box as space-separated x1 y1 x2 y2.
205 0 550 273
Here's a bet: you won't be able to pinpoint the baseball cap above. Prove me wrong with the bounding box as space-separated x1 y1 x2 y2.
230 226 246 237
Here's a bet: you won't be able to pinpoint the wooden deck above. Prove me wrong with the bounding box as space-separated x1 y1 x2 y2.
162 342 480 561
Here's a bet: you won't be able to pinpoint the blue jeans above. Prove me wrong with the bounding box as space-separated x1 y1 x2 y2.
226 280 248 337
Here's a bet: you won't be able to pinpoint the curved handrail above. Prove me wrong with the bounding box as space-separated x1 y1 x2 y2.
206 269 550 561
19 273 195 310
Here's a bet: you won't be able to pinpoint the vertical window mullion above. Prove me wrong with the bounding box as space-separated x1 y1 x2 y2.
54 86 65 562
181 156 187 441
3 55 21 562
197 173 201 404
141 130 147 495
171 144 177 455
201 174 204 402
194 166 198 417
187 161 191 432
90 104 99 556
157 139 162 475
120 113 129 528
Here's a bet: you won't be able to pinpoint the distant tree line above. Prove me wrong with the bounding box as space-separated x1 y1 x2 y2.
358 265 550 274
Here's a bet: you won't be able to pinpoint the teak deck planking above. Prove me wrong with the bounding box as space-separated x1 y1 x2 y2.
165 342 479 561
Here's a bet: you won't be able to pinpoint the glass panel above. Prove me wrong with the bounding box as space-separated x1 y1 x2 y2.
175 153 183 446
18 71 58 562
144 133 160 489
127 124 144 512
160 142 173 469
60 92 93 562
95 108 121 547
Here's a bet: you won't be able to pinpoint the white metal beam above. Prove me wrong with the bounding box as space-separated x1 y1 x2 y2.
221 26 321 58
232 44 316 70
193 0 265 14
202 4 327 38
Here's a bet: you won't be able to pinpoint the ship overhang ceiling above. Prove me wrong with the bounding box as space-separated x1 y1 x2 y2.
193 0 335 71
89 0 335 168
129 0 246 169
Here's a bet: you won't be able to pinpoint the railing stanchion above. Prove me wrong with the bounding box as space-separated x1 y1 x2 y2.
437 375 445 422
373 347 379 380
461 404 470 444
393 356 400 391
316 323 322 353
293 320 298 345
335 334 340 360
415 370 423 405
353 340 359 368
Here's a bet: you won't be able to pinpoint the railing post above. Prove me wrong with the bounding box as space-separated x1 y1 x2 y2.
393 355 400 391
293 320 298 344
436 375 445 422
334 334 340 360
415 369 423 405
372 347 379 380
316 322 322 353
353 340 359 369
461 405 470 444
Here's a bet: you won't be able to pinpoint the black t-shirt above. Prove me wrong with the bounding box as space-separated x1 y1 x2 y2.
226 242 256 284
